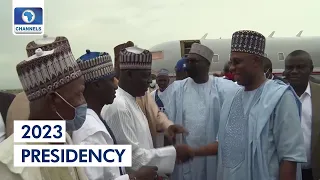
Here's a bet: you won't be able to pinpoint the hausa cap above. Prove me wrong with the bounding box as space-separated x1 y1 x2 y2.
157 68 169 77
76 49 115 83
188 43 214 63
231 30 266 57
16 45 81 101
119 46 152 70
26 34 71 57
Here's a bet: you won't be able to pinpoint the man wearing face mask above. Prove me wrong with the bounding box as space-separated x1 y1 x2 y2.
150 68 170 113
149 75 157 92
263 56 288 84
101 47 194 177
159 43 240 180
0 45 88 180
5 35 73 138
73 50 158 180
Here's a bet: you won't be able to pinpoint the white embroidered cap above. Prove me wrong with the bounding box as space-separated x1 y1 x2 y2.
26 34 71 57
16 45 82 101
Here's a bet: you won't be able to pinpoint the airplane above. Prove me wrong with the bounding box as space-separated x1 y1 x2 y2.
149 30 320 81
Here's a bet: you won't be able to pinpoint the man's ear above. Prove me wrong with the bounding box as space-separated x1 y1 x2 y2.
45 91 58 112
253 55 263 67
126 70 133 79
92 81 101 89
310 64 314 72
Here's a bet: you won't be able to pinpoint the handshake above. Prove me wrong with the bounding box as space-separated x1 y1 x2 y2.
174 144 194 164
164 124 195 164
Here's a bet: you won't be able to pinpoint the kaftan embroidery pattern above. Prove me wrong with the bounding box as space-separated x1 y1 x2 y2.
222 85 264 168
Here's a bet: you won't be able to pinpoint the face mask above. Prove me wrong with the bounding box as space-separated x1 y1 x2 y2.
149 79 156 88
264 68 271 79
55 92 87 132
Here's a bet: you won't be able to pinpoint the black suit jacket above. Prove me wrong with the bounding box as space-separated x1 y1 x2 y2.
0 92 15 125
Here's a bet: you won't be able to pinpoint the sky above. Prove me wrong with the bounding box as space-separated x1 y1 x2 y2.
0 0 319 89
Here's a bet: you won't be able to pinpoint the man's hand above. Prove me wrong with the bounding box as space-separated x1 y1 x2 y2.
165 124 188 144
175 144 194 164
129 166 158 180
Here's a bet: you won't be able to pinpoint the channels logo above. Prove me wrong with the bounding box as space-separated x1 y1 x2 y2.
13 7 43 35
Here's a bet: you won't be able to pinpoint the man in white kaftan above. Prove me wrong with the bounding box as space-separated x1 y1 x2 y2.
73 50 128 180
101 47 194 176
73 50 158 180
160 43 240 180
73 108 129 180
216 30 306 180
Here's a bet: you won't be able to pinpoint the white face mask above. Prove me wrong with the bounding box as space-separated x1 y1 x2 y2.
264 68 272 79
149 79 156 88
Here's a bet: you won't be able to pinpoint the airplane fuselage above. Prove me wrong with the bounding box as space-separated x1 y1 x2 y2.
149 36 320 79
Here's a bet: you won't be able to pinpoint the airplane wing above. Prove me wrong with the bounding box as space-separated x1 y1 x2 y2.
296 30 303 37
201 33 208 40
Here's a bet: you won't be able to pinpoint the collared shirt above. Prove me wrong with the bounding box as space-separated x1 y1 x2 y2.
271 74 275 80
299 83 312 169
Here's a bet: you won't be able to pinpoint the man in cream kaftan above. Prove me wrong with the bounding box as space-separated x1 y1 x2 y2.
0 35 89 180
0 133 87 180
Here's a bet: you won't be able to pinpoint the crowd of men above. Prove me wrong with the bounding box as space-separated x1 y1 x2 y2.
0 30 319 180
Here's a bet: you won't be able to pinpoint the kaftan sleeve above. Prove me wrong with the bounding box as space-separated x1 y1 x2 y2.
80 132 129 180
114 175 129 180
159 81 181 122
146 92 173 131
273 90 307 163
215 77 241 105
106 106 177 174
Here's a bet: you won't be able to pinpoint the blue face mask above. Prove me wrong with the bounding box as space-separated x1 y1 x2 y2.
55 92 87 132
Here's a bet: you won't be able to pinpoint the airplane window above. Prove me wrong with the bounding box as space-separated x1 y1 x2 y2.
151 51 164 60
212 54 219 63
278 52 285 61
